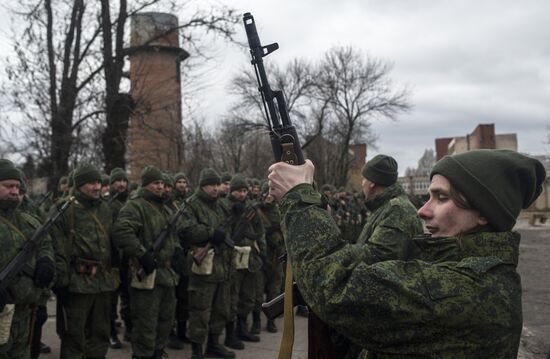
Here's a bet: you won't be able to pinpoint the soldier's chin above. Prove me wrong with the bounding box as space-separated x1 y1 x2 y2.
0 199 19 210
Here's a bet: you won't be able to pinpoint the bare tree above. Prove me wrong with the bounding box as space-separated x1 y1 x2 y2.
314 46 411 186
405 148 435 176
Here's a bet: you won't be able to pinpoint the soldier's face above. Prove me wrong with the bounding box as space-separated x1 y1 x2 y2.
202 184 219 198
176 179 188 192
361 178 375 200
418 175 487 237
231 188 248 202
112 179 128 192
79 181 102 200
218 181 230 194
145 180 165 197
164 186 173 197
0 179 21 202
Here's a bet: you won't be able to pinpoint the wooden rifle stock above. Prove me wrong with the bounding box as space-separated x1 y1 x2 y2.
192 242 212 266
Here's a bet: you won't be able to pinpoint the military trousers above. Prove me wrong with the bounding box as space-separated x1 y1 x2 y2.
230 269 256 319
59 291 111 359
175 274 189 323
0 305 31 359
263 254 284 302
187 277 230 344
130 284 176 357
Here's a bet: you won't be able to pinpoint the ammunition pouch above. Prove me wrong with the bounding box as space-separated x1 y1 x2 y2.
233 246 251 270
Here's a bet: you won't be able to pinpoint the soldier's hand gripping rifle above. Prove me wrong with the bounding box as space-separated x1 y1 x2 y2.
191 205 259 266
0 196 75 295
136 201 187 281
244 12 337 359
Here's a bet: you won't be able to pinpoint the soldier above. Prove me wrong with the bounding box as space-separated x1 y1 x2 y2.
222 174 265 345
257 182 284 333
174 173 190 203
179 168 235 359
112 166 182 359
218 172 232 199
107 167 129 349
268 150 546 357
0 159 55 359
51 163 117 359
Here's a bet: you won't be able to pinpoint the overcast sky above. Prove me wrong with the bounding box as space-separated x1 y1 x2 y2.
1 0 549 174
200 0 550 173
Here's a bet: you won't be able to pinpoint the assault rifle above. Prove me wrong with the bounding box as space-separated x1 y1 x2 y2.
136 201 187 281
191 205 259 266
0 196 75 296
244 12 338 359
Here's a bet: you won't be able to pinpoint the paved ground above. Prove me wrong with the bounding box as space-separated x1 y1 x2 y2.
39 218 549 358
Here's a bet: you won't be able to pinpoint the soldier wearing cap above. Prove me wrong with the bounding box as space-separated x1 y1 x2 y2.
50 163 116 359
0 159 55 359
268 150 546 358
112 166 182 359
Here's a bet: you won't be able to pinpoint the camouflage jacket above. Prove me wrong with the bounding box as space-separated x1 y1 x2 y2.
258 202 285 266
112 188 180 287
51 189 117 293
0 207 54 305
280 183 522 359
221 196 266 273
179 188 232 282
355 183 423 260
108 188 128 220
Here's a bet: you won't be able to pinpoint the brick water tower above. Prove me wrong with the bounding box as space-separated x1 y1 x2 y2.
126 12 189 181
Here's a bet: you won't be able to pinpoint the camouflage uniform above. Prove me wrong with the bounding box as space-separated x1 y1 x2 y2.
172 193 190 343
0 207 54 359
112 187 180 358
280 183 522 358
51 187 117 359
179 187 233 346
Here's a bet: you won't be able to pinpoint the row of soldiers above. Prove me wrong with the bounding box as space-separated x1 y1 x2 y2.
0 159 286 359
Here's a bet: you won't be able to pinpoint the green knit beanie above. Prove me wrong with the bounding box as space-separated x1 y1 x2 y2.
0 159 21 182
431 149 546 232
174 172 188 183
163 173 174 188
140 165 164 187
221 171 232 183
199 168 221 187
230 174 249 192
361 154 398 186
73 164 102 188
109 167 128 184
18 169 27 193
101 174 110 186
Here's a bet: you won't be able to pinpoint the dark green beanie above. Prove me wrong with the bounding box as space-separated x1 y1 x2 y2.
18 169 27 193
163 173 174 188
230 174 248 192
73 164 102 188
0 159 21 182
431 149 546 232
174 172 188 183
199 168 221 187
221 171 232 183
101 174 110 186
361 154 398 186
140 166 164 187
109 167 128 184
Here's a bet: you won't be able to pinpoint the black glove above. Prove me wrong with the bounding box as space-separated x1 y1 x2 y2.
231 202 246 215
211 226 226 246
0 288 7 312
138 252 157 275
34 257 56 288
171 248 185 275
52 286 69 303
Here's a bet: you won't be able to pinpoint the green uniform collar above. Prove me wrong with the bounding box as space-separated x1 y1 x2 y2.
364 183 405 212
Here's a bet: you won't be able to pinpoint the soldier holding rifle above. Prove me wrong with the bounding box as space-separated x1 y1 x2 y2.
112 166 182 359
179 168 235 359
268 150 545 358
0 159 55 359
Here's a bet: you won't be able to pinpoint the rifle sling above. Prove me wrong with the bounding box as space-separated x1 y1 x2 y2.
278 256 295 359
0 216 26 241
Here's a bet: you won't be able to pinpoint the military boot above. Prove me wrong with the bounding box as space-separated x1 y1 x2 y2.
250 310 261 334
177 320 191 343
224 321 244 350
191 342 204 359
266 319 277 333
236 315 260 342
205 334 235 358
167 328 184 350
